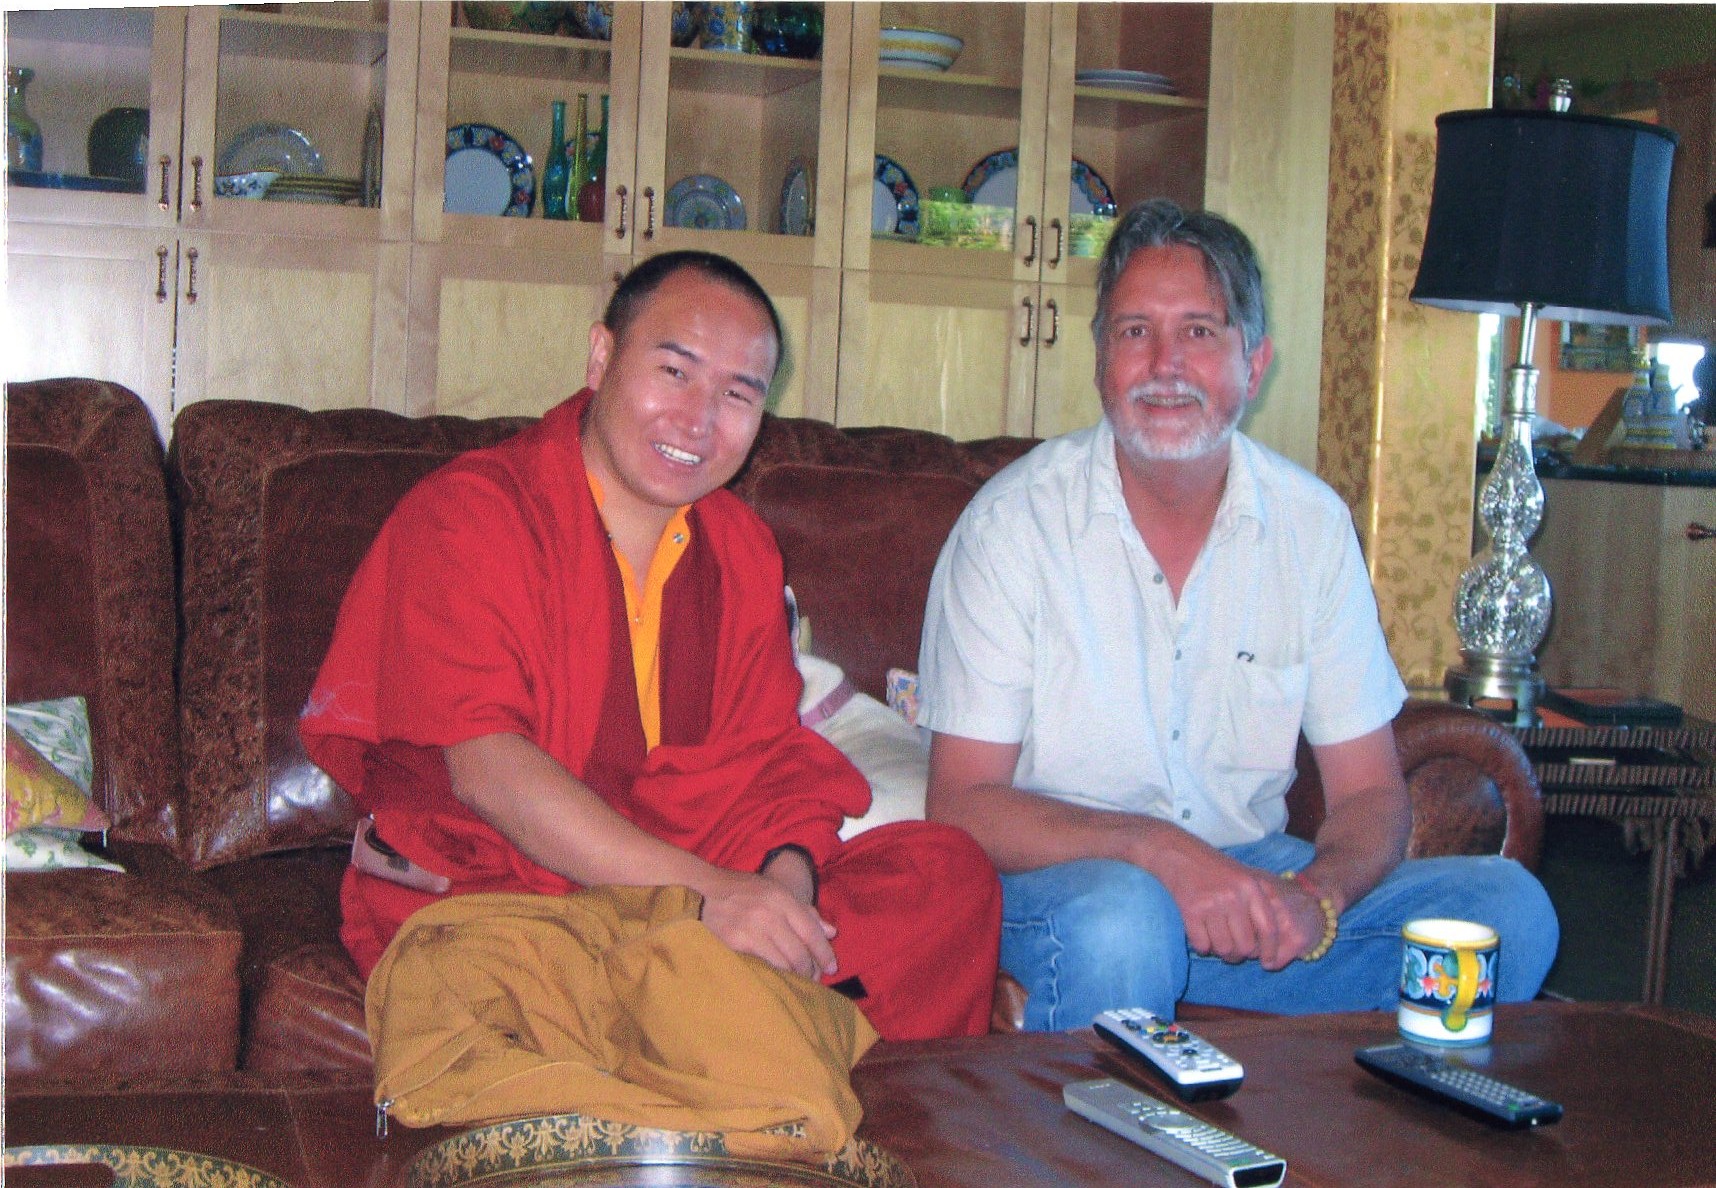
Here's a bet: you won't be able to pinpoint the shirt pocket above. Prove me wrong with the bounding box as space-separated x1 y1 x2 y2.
1217 661 1309 774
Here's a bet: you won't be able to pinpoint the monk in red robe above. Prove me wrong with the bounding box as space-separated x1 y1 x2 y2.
300 251 1000 1041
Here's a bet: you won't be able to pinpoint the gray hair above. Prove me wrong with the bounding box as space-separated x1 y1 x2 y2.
1092 198 1268 359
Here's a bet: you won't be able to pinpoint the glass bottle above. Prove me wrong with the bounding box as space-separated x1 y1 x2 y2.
541 99 571 220
7 66 44 172
565 94 589 221
576 94 608 223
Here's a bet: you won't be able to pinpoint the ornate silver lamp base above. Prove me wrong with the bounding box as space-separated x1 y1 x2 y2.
1445 655 1544 728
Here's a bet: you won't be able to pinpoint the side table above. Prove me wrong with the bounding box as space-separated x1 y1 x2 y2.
1513 714 1716 1004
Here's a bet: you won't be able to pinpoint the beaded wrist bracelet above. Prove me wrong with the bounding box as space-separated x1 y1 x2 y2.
1282 869 1339 961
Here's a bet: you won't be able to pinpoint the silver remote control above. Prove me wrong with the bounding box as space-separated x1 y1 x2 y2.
1094 1007 1245 1101
1064 1077 1286 1188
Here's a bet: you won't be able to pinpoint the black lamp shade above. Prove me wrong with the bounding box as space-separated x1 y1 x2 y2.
1410 109 1677 326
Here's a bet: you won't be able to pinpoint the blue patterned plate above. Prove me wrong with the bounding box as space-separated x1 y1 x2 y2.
444 123 534 217
962 148 1114 215
873 154 918 237
664 173 747 230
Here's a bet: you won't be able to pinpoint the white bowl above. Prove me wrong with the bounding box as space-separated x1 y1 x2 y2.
214 170 279 199
879 26 962 71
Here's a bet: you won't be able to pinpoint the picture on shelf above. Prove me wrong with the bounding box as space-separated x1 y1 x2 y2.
1559 321 1638 372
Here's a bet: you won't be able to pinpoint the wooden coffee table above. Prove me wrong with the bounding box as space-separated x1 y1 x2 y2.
7 1001 1714 1186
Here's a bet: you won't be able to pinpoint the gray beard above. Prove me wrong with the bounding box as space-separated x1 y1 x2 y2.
1109 381 1242 463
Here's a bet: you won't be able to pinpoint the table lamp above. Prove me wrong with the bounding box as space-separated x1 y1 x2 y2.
1409 84 1677 725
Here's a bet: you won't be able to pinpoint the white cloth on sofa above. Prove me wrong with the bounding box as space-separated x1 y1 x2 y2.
796 653 928 840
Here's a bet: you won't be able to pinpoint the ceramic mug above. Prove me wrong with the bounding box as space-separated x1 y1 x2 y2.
1398 918 1498 1046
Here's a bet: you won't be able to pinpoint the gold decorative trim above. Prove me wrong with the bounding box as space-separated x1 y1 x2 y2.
5 1144 293 1188
405 1114 917 1188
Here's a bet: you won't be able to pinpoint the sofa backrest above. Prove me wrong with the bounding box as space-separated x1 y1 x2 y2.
4 379 181 843
169 400 531 868
734 418 1035 701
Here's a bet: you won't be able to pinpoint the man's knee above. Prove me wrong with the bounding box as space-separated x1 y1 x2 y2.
1008 860 1183 959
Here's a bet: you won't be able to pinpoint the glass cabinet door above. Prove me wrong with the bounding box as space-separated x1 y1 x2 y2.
5 6 186 230
182 2 414 237
412 0 640 253
844 2 1052 285
635 1 845 269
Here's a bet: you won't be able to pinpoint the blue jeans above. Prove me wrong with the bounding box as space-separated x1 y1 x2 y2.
999 834 1560 1031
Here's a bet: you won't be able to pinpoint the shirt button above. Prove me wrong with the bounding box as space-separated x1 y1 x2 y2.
1171 729 1180 741
1181 809 1193 820
1174 648 1182 660
1153 573 1164 584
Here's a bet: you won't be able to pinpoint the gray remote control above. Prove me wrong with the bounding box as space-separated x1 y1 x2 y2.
1355 1043 1564 1129
1094 1007 1244 1101
1064 1077 1286 1188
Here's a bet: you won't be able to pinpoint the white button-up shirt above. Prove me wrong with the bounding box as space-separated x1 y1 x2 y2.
919 418 1407 848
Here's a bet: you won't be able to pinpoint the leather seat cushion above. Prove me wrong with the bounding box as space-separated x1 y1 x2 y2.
4 842 241 1087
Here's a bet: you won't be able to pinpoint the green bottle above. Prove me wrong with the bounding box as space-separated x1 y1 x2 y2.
541 99 571 219
577 94 608 222
566 94 589 220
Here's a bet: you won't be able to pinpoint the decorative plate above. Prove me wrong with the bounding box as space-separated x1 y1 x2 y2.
872 154 917 238
217 123 325 177
7 170 141 193
214 169 279 199
779 158 813 235
664 173 747 231
444 123 535 217
1074 68 1178 95
962 148 1113 215
404 1113 917 1188
5 1143 293 1188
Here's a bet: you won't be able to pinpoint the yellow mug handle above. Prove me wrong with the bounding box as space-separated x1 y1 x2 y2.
1443 947 1479 1032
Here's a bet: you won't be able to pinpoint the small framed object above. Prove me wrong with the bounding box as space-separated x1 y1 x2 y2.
1560 321 1638 372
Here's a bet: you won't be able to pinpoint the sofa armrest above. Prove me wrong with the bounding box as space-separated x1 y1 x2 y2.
1284 699 1544 871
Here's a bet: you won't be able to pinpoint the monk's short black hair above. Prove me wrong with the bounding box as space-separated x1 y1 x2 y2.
602 251 784 362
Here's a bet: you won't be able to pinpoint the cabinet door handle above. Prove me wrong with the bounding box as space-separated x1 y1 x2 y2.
184 247 199 304
613 185 629 237
1043 298 1059 346
190 157 204 212
643 186 656 239
155 246 170 302
1020 297 1035 346
1689 522 1715 542
1022 216 1038 266
1048 219 1064 268
157 156 173 210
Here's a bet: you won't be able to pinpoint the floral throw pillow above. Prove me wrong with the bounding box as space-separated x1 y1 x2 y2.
5 726 108 834
4 696 123 874
5 825 124 872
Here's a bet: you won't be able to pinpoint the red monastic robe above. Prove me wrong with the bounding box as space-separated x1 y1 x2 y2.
300 391 999 1040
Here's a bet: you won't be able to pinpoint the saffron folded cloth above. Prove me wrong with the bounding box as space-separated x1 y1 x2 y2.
367 884 880 1161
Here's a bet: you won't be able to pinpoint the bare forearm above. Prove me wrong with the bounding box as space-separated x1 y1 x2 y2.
1300 784 1412 914
446 732 715 891
927 775 1206 875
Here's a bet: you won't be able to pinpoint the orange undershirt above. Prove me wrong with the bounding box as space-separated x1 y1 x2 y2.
586 471 691 752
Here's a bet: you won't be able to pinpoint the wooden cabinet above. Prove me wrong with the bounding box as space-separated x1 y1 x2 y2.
836 2 1210 438
1655 62 1714 346
1535 477 1716 723
9 2 1293 441
5 2 419 432
404 1 849 421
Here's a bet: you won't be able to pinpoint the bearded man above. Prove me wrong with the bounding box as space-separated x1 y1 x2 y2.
916 199 1558 1030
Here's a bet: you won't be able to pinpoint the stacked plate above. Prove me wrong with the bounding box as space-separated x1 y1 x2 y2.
265 175 364 205
879 26 962 72
1075 68 1178 96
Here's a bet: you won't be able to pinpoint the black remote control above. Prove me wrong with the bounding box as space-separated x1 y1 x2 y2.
1355 1043 1564 1129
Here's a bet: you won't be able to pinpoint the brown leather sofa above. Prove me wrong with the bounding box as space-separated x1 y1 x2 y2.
4 377 1545 1090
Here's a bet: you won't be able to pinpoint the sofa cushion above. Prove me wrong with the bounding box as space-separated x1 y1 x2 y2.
733 417 1033 701
5 379 180 844
170 400 532 868
4 841 242 1088
201 848 370 1073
